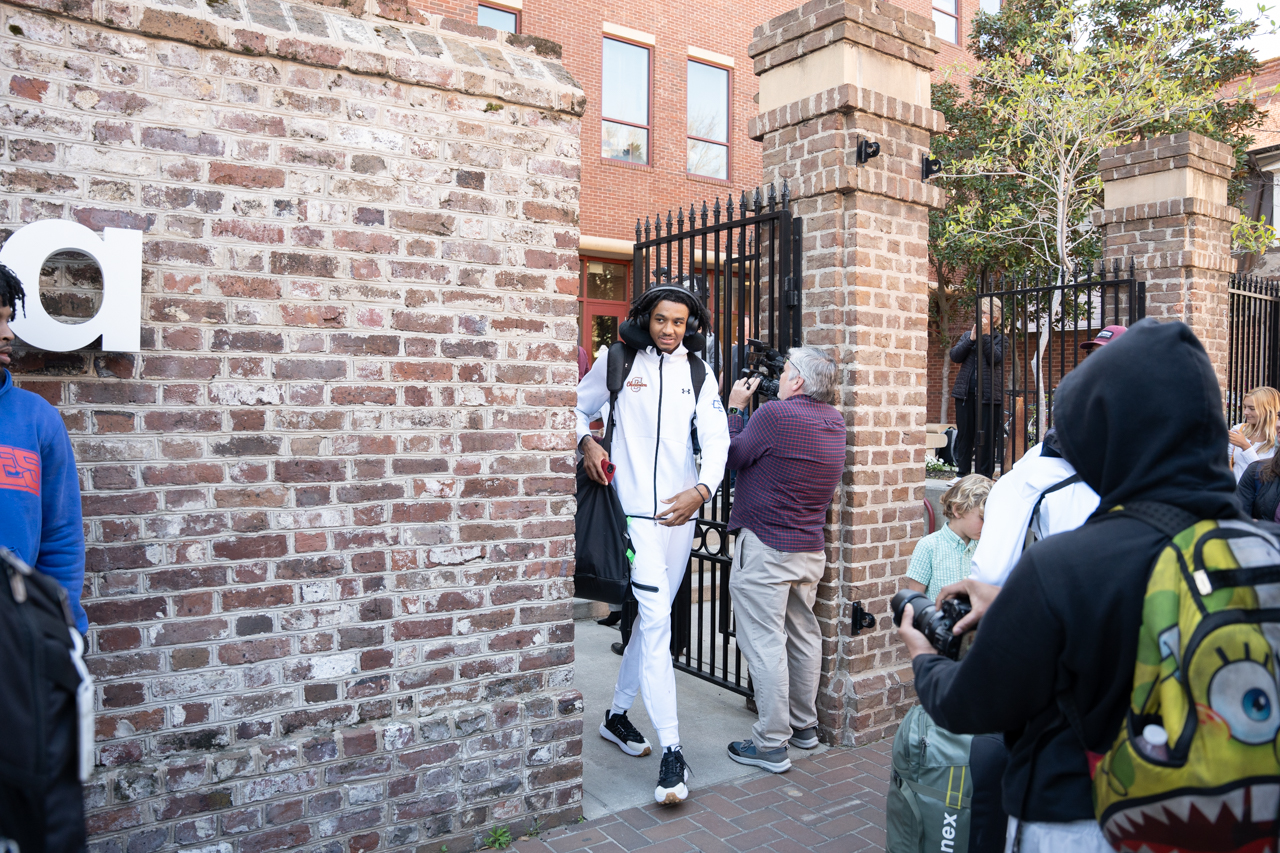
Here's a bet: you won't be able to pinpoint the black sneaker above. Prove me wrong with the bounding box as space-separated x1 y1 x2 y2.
655 746 691 804
599 711 651 757
791 726 820 749
728 739 791 773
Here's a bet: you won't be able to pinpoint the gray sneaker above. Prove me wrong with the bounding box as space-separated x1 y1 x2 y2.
790 726 820 749
727 739 791 773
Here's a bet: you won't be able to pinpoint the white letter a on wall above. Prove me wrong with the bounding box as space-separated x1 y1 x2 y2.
0 220 143 352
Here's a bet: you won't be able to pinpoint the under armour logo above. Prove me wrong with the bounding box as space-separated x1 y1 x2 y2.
681 388 692 395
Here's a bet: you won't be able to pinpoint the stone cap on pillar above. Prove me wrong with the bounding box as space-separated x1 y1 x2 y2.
1098 131 1233 211
748 0 937 115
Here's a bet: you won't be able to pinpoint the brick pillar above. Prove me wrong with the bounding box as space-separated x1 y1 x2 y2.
1096 132 1238 385
749 0 946 745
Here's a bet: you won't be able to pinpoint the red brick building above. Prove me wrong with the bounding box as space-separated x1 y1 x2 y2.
407 0 993 355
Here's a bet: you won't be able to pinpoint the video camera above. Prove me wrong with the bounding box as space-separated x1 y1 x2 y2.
740 338 786 401
890 589 973 660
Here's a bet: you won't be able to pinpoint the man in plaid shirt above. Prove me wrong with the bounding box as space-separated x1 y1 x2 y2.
723 347 845 773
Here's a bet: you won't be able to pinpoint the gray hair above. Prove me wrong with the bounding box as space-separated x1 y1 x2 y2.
787 346 837 404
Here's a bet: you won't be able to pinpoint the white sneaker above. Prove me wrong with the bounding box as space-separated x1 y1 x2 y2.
599 711 651 757
655 746 691 804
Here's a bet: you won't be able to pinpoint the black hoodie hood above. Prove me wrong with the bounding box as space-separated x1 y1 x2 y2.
1054 318 1238 519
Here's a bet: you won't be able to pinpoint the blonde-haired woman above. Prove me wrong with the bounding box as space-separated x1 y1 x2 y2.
1229 386 1280 482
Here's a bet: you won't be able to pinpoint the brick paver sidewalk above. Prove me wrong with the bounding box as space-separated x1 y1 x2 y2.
514 742 891 853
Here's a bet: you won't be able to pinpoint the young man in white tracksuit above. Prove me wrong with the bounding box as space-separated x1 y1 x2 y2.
575 284 729 805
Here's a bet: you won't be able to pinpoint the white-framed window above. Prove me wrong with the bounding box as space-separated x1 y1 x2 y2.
687 60 730 180
602 37 651 165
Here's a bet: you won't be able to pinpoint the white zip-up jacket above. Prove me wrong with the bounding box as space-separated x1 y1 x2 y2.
575 343 730 519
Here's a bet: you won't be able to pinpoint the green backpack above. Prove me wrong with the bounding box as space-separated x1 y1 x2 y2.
888 704 974 853
1083 504 1280 853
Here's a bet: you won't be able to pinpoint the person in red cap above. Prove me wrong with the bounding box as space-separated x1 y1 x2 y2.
1080 324 1127 352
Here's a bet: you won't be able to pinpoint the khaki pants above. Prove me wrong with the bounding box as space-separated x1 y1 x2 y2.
729 528 825 750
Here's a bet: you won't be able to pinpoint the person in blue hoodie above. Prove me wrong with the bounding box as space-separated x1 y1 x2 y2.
0 264 88 853
0 266 86 633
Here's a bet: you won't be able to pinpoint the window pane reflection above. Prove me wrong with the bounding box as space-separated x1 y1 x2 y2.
602 120 648 164
933 8 957 41
687 139 728 180
591 315 619 354
687 61 729 143
478 5 517 31
603 39 649 126
586 261 628 301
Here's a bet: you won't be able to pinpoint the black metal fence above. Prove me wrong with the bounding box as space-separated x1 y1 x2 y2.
1227 274 1280 428
631 184 802 696
965 261 1144 477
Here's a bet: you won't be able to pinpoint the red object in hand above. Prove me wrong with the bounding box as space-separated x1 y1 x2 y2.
602 460 616 483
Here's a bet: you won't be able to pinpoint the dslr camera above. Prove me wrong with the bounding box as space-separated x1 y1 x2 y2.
740 338 786 401
890 589 973 660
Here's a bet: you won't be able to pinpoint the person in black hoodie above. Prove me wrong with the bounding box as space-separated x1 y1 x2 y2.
950 305 1005 478
900 319 1240 851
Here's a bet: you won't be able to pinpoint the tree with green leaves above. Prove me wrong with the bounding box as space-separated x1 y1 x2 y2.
927 0 1268 425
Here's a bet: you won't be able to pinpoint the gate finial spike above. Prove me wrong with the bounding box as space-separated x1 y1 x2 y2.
676 206 684 233
636 219 642 242
767 183 777 211
644 216 651 241
689 203 696 229
725 196 734 222
701 201 709 227
739 190 748 217
713 197 721 223
781 179 790 208
667 210 674 233
753 186 763 214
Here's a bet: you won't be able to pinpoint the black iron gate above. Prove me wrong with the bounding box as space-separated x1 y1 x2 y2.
631 184 802 696
1227 273 1280 428
967 261 1144 478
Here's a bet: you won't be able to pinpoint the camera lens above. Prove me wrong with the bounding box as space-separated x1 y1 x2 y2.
892 589 973 660
890 589 931 628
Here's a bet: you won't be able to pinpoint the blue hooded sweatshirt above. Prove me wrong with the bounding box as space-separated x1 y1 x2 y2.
0 369 86 632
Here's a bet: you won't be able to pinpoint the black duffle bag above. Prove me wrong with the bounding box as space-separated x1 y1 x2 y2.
573 459 634 605
573 344 637 605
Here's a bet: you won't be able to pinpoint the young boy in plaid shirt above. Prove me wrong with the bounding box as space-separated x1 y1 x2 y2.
905 474 992 600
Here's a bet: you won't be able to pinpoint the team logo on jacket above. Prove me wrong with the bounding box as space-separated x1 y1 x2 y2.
0 445 40 495
626 377 647 392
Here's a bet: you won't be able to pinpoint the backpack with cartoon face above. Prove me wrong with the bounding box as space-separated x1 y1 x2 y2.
1085 505 1280 853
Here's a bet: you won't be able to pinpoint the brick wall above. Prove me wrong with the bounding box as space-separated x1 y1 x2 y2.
0 0 587 849
402 0 986 246
749 0 947 746
1097 133 1238 390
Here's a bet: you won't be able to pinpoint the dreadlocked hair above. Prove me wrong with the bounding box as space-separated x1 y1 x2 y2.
0 262 24 315
628 286 710 333
0 264 24 313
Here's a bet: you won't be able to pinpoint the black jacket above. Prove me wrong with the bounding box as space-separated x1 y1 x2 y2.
914 319 1240 822
949 331 1004 403
1236 459 1280 521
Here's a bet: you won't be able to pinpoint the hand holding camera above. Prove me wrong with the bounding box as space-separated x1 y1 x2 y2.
892 589 973 660
728 376 761 410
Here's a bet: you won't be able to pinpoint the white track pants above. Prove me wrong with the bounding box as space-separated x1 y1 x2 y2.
612 518 695 748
